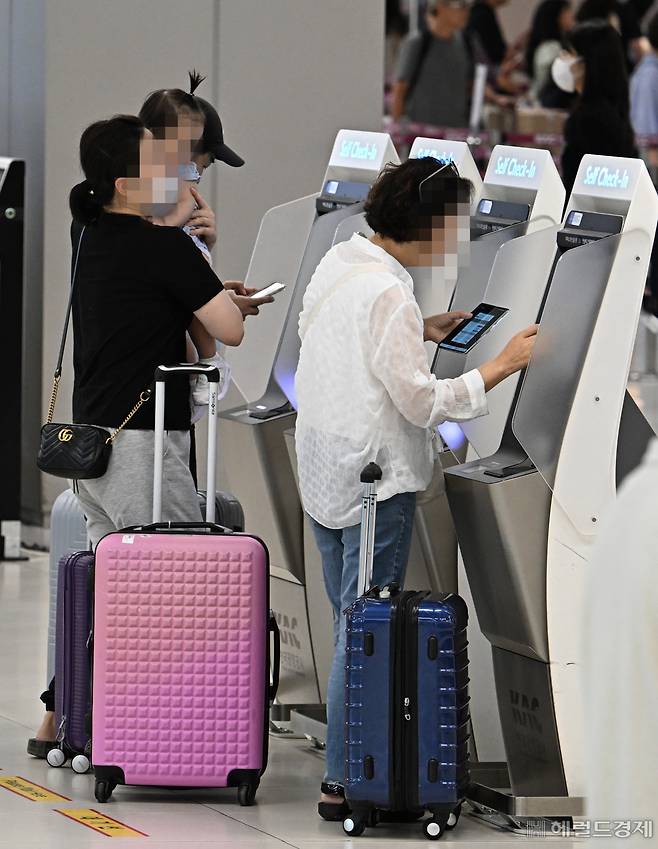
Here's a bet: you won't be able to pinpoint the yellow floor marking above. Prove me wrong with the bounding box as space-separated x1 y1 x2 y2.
56 809 148 838
0 775 71 802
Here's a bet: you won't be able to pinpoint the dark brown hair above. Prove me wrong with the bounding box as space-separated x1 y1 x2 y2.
69 115 145 223
138 70 205 138
364 157 472 243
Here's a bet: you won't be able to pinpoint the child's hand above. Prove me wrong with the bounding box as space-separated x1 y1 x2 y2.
188 187 217 251
153 186 197 229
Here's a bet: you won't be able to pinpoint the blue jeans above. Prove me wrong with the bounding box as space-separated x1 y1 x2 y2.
309 492 417 786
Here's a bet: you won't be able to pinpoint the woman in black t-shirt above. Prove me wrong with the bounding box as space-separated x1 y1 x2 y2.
28 115 244 758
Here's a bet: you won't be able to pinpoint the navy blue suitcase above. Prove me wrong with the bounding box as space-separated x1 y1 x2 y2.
48 551 95 773
342 464 470 841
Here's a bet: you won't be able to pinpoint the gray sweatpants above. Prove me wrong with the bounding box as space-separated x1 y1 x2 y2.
75 429 202 549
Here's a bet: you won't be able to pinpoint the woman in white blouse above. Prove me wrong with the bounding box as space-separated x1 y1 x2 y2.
294 156 538 820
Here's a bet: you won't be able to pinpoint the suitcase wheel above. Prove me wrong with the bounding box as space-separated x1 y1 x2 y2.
94 779 115 803
238 782 258 807
46 747 66 768
423 817 447 841
343 816 367 837
71 754 91 774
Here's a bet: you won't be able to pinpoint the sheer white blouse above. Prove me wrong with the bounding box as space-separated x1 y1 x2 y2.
295 234 487 529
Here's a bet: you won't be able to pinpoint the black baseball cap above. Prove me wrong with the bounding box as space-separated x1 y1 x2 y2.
196 97 244 167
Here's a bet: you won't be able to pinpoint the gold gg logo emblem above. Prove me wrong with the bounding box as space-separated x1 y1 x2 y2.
58 428 74 443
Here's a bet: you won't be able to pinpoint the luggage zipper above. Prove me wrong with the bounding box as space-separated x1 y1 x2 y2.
392 591 424 812
390 592 406 811
404 593 423 813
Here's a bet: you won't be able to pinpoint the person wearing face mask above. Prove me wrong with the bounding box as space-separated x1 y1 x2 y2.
27 114 244 758
295 157 538 819
525 0 576 107
139 74 272 320
554 19 637 195
139 75 274 481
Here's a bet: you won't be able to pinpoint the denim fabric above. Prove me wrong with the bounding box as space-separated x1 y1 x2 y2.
309 491 417 785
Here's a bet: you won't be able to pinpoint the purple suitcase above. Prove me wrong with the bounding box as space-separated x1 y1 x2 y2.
48 550 94 773
91 364 280 804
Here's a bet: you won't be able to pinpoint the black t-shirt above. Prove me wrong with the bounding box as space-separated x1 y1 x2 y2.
71 212 223 431
467 2 506 66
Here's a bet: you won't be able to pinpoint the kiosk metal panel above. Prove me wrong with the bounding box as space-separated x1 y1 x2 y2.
512 235 620 497
459 225 560 459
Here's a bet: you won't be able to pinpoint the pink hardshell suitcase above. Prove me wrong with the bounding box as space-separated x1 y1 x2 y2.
91 364 280 804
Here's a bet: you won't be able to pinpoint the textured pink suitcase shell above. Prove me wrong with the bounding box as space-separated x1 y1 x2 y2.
92 531 267 787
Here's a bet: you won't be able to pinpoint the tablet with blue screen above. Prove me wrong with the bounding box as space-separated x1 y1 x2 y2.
438 303 509 354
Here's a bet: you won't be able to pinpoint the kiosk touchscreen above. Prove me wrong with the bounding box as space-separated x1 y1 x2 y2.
220 131 400 712
0 158 25 561
445 156 658 817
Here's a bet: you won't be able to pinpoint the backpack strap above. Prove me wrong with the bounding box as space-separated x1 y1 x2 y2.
406 30 433 104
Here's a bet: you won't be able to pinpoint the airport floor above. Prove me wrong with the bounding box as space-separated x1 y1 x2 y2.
0 550 579 849
2 330 658 849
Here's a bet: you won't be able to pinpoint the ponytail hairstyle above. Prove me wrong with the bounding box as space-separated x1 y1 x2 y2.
138 70 205 139
69 115 145 224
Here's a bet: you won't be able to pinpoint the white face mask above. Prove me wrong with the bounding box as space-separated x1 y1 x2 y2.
149 176 179 216
551 54 579 93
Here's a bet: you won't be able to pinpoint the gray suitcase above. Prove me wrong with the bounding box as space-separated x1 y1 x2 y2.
47 489 88 684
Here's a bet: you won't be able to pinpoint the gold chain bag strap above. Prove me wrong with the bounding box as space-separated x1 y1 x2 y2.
37 226 152 479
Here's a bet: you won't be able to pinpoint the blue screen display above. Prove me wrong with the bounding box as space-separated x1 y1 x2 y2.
414 148 456 165
339 139 379 162
582 165 630 191
494 156 538 180
439 304 508 354
451 311 493 346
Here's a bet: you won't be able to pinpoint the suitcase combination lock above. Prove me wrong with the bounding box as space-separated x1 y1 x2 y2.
404 697 412 721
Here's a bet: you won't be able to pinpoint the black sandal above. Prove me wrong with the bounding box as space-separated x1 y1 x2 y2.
318 782 350 821
27 738 59 759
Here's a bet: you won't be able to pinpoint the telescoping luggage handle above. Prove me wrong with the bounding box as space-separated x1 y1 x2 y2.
358 463 383 597
153 364 220 524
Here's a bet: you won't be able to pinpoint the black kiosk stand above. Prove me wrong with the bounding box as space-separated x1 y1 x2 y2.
0 158 26 561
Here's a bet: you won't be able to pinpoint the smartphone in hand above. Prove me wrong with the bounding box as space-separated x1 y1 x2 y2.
249 282 286 300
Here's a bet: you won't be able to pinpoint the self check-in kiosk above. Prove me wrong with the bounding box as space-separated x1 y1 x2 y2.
289 144 569 744
0 158 25 561
445 156 658 818
429 146 566 776
221 131 400 714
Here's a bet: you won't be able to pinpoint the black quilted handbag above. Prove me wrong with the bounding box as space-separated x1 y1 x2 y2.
37 227 151 480
37 423 112 480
